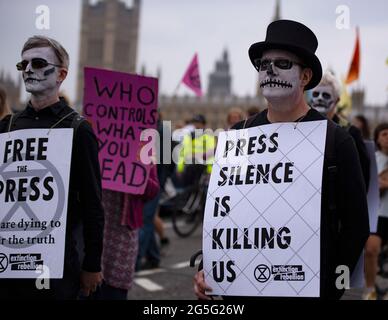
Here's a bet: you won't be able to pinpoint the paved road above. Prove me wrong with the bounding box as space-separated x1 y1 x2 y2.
128 219 201 300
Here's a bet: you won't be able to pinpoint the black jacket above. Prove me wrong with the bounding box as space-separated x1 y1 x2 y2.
332 114 370 191
0 99 104 299
227 108 369 300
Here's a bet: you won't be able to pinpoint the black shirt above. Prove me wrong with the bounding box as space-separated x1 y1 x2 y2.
0 99 104 277
229 108 369 299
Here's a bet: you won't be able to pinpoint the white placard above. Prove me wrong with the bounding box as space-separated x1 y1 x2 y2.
202 120 327 297
0 129 73 278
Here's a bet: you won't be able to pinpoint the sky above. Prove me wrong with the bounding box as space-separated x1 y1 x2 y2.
0 0 388 106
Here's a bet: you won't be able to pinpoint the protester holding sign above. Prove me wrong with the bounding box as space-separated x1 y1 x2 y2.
82 67 160 299
0 36 104 299
194 20 369 300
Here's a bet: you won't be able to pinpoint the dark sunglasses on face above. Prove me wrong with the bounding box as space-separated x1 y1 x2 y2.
254 58 306 71
312 91 332 100
16 58 62 71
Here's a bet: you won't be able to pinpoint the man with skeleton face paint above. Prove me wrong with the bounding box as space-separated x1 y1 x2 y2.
310 85 337 116
257 49 310 115
0 36 104 300
193 20 369 300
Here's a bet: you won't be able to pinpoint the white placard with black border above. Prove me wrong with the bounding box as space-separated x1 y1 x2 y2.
202 120 327 297
0 129 72 278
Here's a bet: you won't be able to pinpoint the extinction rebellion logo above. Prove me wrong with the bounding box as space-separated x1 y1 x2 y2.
0 253 8 273
254 264 305 282
0 253 43 272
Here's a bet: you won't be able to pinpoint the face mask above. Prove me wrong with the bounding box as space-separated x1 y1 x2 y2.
20 47 61 95
310 85 336 115
258 49 303 101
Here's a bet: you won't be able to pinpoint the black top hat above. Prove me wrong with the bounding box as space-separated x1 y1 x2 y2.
249 20 322 90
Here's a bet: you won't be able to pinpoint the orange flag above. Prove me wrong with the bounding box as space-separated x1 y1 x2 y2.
345 27 360 84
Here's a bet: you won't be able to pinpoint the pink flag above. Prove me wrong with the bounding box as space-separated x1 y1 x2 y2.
181 53 203 97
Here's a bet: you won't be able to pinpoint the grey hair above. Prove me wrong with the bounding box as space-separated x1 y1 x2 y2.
317 70 341 100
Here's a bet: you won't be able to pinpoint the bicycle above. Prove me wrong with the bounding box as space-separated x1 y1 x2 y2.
170 171 209 238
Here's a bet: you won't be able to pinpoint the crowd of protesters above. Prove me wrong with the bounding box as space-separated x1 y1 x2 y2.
0 28 388 301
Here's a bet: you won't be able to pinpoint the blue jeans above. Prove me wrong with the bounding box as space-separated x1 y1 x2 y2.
136 193 161 270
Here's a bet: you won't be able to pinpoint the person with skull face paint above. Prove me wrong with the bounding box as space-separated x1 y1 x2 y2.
0 36 104 300
193 20 369 300
310 71 370 191
310 71 377 298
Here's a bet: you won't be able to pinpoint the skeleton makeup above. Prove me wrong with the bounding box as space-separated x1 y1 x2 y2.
258 49 304 102
310 85 336 115
20 47 62 95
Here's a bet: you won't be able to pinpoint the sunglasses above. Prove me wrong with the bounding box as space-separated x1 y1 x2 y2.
16 58 62 71
254 58 305 71
312 91 332 100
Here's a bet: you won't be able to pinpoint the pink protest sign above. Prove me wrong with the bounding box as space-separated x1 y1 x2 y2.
83 67 158 195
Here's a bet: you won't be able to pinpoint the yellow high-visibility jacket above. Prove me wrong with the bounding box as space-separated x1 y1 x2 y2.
177 133 216 174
